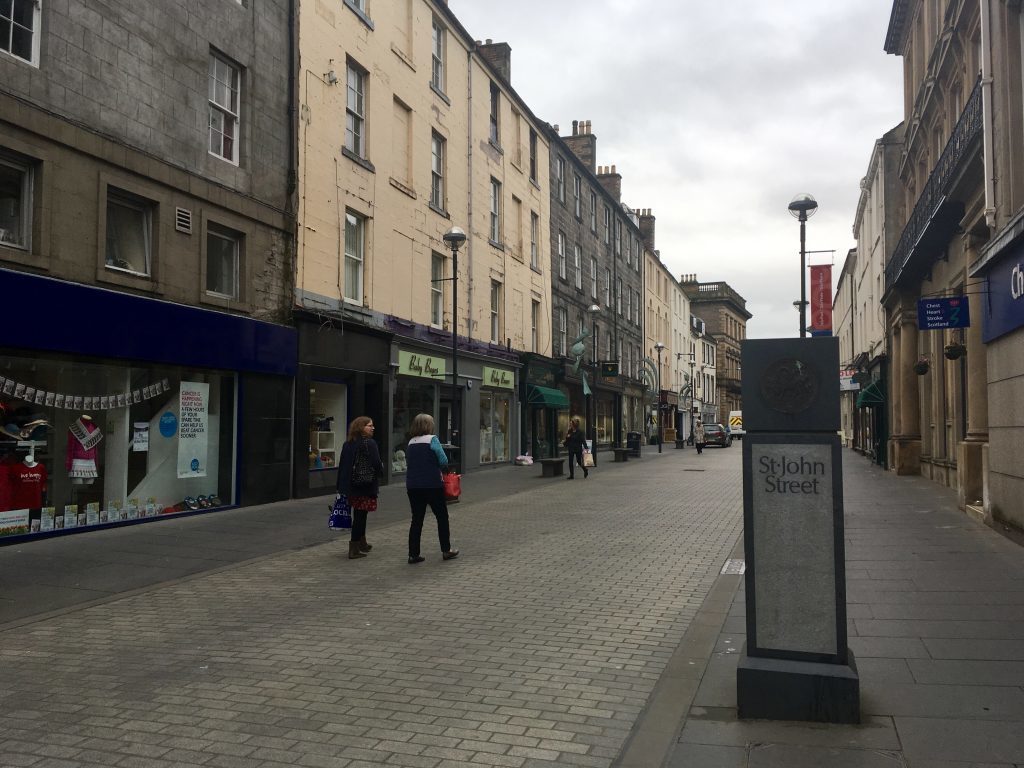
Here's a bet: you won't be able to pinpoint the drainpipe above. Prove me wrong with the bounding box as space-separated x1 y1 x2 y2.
980 0 996 230
465 44 475 342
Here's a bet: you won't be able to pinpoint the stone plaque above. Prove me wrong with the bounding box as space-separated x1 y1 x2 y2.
741 338 840 433
748 439 839 657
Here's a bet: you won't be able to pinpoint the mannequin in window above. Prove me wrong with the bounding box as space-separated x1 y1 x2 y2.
67 414 102 485
8 450 47 509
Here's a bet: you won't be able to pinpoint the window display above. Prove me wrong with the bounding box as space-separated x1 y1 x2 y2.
0 353 236 540
479 391 510 464
309 381 347 471
391 381 435 473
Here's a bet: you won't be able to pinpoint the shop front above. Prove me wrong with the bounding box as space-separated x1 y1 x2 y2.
389 337 520 474
660 390 679 443
558 363 623 455
520 355 568 460
0 269 295 543
294 314 391 497
623 381 645 445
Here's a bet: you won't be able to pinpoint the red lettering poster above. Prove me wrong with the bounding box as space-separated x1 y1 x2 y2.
809 265 833 332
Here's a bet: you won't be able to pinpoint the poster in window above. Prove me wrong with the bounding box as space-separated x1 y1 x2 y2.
177 381 210 479
40 507 55 532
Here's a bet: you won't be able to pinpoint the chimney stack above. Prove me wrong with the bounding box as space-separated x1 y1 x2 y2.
562 118 597 174
596 163 622 203
638 208 656 251
478 40 512 84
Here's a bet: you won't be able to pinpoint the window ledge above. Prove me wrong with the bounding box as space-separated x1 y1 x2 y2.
201 291 250 314
530 264 543 276
97 266 160 294
389 176 417 199
343 0 375 30
428 201 450 220
429 82 451 106
488 239 505 251
529 178 541 191
342 147 376 173
488 139 504 155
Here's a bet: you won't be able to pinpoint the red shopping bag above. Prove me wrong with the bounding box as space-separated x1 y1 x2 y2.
443 472 461 502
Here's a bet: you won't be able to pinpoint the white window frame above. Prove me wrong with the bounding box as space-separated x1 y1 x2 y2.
206 223 241 300
573 174 581 218
489 80 500 144
531 300 540 353
590 257 598 299
590 191 597 231
431 18 446 93
105 189 153 277
209 52 241 164
604 268 611 307
557 232 566 279
529 129 538 182
0 153 32 251
557 307 568 356
555 157 565 202
430 131 445 210
343 209 365 304
573 244 582 290
603 205 610 244
616 277 623 315
430 252 444 327
530 211 539 269
490 280 502 343
345 61 367 158
0 0 41 66
489 177 502 243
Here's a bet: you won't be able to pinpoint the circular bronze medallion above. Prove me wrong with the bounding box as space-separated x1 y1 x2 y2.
760 357 817 414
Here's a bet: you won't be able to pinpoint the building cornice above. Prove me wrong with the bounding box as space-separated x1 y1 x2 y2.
884 0 910 54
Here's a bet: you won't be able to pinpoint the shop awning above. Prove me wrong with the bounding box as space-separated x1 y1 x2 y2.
855 381 885 408
527 385 569 409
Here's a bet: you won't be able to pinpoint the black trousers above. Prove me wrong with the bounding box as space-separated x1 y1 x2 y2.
407 488 451 557
568 446 585 477
350 509 368 541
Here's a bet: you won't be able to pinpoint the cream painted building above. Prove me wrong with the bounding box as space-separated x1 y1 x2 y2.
293 0 552 492
644 248 676 440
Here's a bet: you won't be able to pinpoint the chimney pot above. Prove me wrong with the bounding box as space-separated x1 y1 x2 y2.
572 119 579 136
486 38 493 44
553 124 560 132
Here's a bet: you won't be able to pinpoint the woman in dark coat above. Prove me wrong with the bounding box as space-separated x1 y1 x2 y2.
563 416 588 479
337 416 385 559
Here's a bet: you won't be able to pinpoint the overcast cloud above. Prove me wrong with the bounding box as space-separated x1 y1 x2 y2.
451 0 904 338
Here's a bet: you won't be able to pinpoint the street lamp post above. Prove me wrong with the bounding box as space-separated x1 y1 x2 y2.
679 351 696 446
654 342 665 454
442 226 466 460
587 303 601 464
788 193 818 338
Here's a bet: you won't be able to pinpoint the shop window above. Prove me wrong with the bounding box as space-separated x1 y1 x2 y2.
0 355 236 539
206 223 241 299
105 188 153 276
391 380 435 472
309 381 347 472
479 391 510 464
0 152 32 250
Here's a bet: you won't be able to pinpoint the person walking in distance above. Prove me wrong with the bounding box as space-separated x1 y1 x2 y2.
337 416 385 559
563 416 588 479
405 413 459 565
693 418 706 455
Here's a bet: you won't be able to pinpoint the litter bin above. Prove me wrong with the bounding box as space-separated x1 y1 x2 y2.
626 431 642 458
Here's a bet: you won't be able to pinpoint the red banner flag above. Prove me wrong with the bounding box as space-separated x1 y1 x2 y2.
809 264 833 332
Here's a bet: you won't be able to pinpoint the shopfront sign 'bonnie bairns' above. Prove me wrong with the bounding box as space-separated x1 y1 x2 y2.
736 337 860 724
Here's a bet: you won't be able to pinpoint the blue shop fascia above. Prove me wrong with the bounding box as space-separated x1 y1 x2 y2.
0 268 295 542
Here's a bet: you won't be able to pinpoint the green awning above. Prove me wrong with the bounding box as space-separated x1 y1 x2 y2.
527 385 569 409
855 380 885 408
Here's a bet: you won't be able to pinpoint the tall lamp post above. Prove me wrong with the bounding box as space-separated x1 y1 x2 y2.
654 342 665 453
788 193 818 338
680 351 696 446
587 303 601 463
442 226 466 462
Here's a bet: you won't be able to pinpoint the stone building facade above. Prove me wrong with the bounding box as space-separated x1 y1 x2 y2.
0 0 297 541
681 276 750 423
545 121 646 451
295 0 552 489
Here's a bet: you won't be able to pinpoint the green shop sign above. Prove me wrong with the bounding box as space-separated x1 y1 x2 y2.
482 366 515 389
398 351 446 380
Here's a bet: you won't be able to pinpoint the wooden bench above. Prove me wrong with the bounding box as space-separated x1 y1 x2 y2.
538 458 565 477
613 448 630 463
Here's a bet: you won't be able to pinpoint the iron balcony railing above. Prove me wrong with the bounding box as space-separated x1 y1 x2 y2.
885 77 982 289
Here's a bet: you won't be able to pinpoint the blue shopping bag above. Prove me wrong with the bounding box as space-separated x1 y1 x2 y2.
328 495 352 530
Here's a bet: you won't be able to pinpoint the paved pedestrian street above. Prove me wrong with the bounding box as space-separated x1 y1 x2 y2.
0 448 743 768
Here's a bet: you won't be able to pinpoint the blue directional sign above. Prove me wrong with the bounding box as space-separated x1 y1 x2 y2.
918 296 971 330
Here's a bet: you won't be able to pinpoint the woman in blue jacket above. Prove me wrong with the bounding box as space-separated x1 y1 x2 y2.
337 416 384 559
404 413 459 564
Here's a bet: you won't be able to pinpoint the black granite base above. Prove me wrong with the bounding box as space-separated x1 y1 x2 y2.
736 648 860 724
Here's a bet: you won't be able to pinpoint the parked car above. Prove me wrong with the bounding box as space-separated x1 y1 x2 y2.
703 422 732 447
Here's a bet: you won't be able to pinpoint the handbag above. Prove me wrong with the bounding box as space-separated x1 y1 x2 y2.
328 495 352 530
583 450 595 468
443 471 461 502
351 440 376 485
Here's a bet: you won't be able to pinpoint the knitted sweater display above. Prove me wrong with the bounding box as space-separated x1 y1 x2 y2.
67 419 103 479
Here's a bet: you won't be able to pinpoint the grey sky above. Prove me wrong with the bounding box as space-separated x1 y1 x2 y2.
451 0 904 339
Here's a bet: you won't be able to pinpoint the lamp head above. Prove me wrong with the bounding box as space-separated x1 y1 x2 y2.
788 193 818 220
654 342 665 351
587 303 601 314
442 226 467 249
